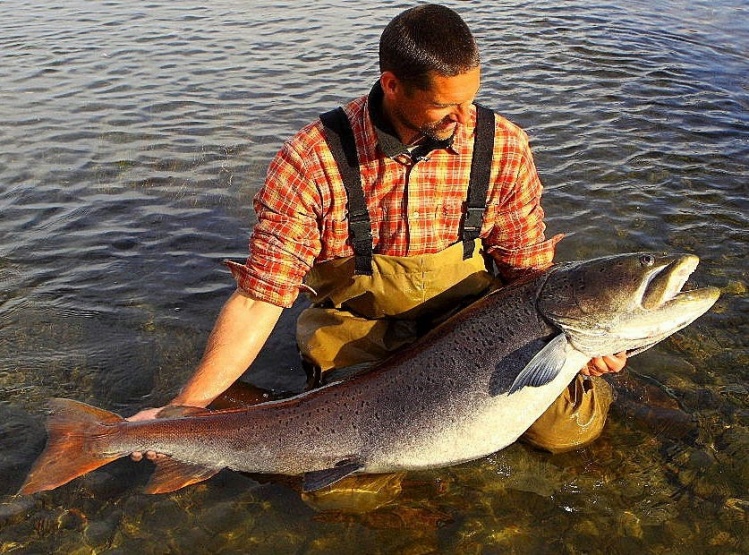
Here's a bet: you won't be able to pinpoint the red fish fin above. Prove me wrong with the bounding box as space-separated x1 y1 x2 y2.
145 458 221 494
18 398 124 495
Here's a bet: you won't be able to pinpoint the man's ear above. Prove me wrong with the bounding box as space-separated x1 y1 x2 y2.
380 71 400 99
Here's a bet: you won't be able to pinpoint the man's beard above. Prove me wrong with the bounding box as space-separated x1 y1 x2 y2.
421 119 457 141
393 106 456 143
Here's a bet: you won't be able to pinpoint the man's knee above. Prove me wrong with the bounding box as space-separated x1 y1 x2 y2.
521 375 614 454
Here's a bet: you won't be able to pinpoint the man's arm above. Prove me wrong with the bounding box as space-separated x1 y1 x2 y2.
128 289 283 421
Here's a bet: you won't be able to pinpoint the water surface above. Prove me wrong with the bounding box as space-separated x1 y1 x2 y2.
1 0 747 553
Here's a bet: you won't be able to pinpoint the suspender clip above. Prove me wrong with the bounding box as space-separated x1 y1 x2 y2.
463 206 485 233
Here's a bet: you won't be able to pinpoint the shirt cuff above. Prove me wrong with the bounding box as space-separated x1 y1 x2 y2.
488 233 564 281
224 260 300 308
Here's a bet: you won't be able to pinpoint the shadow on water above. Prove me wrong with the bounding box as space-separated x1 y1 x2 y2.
1 0 747 553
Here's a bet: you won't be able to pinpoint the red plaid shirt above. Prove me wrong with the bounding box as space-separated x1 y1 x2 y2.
228 86 561 308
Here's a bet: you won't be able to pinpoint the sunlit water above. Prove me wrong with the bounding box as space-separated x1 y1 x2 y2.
0 0 747 553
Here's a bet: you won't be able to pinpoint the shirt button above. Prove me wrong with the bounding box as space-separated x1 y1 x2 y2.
412 211 419 218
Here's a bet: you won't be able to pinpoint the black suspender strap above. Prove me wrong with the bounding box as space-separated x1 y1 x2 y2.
320 104 496 272
319 107 374 275
462 104 495 259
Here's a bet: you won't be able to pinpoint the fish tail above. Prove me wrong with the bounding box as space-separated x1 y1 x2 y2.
18 398 124 495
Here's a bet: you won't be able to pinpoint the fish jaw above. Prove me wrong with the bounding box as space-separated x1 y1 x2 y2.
612 285 720 356
539 253 720 357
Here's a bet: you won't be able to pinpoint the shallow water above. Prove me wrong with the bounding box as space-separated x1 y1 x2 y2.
0 0 747 553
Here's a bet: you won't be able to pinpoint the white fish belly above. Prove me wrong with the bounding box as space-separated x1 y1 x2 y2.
367 350 590 472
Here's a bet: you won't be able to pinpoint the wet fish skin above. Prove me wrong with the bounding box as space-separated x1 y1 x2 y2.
18 253 720 495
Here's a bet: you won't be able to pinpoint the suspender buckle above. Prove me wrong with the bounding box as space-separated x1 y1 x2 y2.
463 206 485 233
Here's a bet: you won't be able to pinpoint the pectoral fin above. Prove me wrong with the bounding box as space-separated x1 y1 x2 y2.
302 459 363 492
508 334 570 394
145 458 222 494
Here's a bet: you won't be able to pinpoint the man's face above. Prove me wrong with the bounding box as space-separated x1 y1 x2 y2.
382 67 481 144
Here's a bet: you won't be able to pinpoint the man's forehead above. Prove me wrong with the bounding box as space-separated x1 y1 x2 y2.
423 68 481 104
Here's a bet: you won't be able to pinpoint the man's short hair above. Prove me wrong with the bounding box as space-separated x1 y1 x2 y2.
379 4 480 90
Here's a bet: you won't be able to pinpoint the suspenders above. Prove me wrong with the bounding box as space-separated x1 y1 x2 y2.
463 104 495 259
319 108 374 276
320 104 495 275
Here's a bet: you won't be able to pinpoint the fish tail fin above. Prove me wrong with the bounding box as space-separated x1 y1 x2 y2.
18 398 124 495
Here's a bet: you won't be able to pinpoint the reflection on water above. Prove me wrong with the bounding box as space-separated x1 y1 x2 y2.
0 0 747 553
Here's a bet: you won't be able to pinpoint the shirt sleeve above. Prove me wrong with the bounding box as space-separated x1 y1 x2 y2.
483 126 563 282
227 133 323 308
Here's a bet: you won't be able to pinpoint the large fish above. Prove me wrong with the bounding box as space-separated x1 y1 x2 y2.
19 253 719 495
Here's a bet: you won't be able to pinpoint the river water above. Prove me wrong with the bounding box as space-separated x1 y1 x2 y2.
0 0 747 553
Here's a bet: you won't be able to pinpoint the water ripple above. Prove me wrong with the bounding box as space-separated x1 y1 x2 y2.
0 0 747 552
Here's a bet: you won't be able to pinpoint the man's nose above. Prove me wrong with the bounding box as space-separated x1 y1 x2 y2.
451 103 471 124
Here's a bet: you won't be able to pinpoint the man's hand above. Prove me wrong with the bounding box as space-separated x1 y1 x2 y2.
581 351 627 377
127 407 164 422
124 291 285 464
126 407 168 462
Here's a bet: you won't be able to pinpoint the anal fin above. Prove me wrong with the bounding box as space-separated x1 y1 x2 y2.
145 458 222 494
302 460 363 492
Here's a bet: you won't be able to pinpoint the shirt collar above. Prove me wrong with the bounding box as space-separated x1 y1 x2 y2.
366 81 467 160
367 81 408 158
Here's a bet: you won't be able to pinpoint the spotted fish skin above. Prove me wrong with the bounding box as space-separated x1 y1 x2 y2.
19 253 720 495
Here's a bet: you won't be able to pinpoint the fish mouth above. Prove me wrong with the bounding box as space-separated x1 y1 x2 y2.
629 254 720 355
640 254 700 309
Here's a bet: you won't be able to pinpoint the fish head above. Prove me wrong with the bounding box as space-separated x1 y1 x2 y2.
537 253 720 357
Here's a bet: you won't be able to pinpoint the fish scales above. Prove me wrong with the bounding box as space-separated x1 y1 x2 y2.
18 253 720 495
92 273 561 474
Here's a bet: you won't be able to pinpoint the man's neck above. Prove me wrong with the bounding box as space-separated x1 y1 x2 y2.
380 97 420 145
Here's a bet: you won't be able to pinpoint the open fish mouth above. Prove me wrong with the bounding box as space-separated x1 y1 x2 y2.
629 254 720 356
681 279 699 293
640 254 700 309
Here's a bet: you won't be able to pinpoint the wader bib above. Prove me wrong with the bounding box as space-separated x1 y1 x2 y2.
295 105 611 454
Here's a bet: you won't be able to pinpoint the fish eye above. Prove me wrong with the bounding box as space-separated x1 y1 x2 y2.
639 255 656 267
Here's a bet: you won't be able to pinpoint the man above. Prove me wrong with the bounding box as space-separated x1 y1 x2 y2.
130 5 625 460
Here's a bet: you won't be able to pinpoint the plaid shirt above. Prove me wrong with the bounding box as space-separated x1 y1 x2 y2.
228 84 561 308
